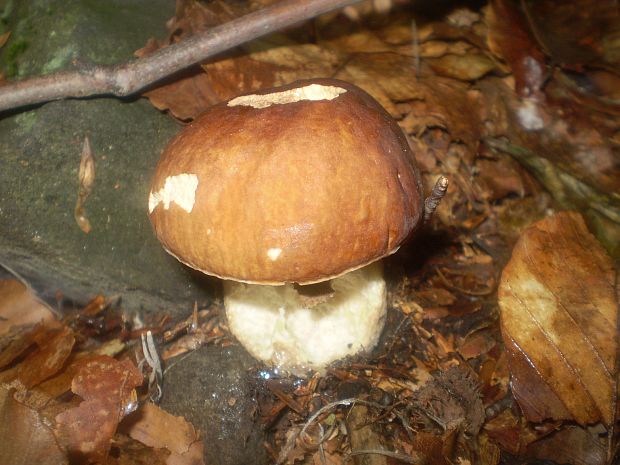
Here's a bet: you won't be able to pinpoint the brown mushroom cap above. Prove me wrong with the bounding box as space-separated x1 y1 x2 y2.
148 79 424 285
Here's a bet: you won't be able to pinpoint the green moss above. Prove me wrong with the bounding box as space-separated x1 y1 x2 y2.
4 38 28 77
0 0 14 23
41 44 73 74
14 111 37 135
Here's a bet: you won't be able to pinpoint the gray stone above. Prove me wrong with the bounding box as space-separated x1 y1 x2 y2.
0 0 217 314
161 345 268 465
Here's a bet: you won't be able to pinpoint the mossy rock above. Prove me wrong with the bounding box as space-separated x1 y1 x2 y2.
0 0 215 315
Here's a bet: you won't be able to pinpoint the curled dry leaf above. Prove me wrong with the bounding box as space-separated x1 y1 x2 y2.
122 402 204 465
498 211 618 426
74 136 95 234
55 355 143 463
0 279 54 337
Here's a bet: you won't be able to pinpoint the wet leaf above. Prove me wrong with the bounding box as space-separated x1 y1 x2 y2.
498 211 618 426
0 382 67 465
55 355 143 463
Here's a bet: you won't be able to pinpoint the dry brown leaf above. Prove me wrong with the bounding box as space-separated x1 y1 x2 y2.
406 80 482 154
498 211 618 426
334 52 420 116
142 70 219 121
483 408 541 456
0 279 54 337
0 381 67 465
55 355 143 463
419 40 472 59
324 30 395 53
169 0 234 35
122 402 204 465
425 52 496 81
136 0 290 120
485 0 546 97
522 0 620 69
17 323 75 389
108 434 171 465
410 431 454 465
347 404 387 465
0 326 37 370
144 39 343 120
526 425 607 465
135 36 219 121
202 40 343 101
475 156 528 201
477 433 501 465
416 288 457 306
457 330 496 360
36 339 126 399
74 135 95 234
135 16 221 122
37 352 108 398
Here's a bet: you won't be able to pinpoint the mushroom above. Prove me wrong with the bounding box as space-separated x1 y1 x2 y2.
148 79 447 374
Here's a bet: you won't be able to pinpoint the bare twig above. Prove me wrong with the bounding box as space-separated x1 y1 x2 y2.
423 175 449 223
0 0 362 113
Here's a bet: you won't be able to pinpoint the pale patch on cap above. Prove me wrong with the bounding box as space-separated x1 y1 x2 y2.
267 248 282 261
227 84 347 109
148 173 199 213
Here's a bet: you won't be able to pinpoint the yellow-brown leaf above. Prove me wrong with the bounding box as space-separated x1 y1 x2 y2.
498 211 618 426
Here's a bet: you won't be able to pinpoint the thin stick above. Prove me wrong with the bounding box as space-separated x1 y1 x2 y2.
423 175 449 223
0 0 362 112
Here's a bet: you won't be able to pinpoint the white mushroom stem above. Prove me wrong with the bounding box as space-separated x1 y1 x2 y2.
223 262 387 374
